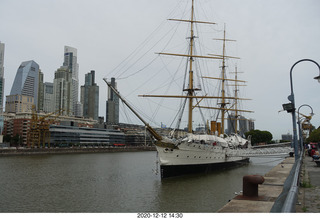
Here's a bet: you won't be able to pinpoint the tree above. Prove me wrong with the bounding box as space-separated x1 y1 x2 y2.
245 129 273 145
307 127 320 143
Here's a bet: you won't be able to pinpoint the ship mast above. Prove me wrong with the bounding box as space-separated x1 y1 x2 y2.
210 25 237 134
230 66 242 133
201 25 255 135
140 0 222 133
187 0 195 133
228 67 254 134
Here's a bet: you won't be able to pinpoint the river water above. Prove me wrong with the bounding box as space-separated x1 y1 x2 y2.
0 151 284 213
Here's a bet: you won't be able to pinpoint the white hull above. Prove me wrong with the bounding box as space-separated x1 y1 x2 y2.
156 142 245 166
155 134 292 178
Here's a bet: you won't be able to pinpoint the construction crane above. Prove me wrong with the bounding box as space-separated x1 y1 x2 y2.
29 105 64 148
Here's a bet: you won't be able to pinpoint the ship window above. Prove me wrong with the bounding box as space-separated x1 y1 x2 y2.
187 156 189 158
176 155 179 157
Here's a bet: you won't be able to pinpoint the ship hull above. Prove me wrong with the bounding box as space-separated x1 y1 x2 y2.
156 141 250 178
160 157 249 178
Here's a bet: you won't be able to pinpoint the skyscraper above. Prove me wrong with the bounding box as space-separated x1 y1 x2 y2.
106 77 119 124
38 70 44 111
53 66 73 116
43 82 54 113
80 70 99 120
0 42 5 135
0 41 5 111
63 46 79 116
10 60 39 108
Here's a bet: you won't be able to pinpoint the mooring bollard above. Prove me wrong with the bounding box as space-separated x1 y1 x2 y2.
243 175 264 197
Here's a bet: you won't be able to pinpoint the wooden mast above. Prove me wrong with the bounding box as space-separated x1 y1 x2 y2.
141 0 221 133
187 0 195 133
212 25 237 134
228 67 254 134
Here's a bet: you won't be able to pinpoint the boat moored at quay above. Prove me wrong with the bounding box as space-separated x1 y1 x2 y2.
104 0 292 178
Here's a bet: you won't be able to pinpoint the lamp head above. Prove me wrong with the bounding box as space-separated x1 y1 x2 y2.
314 75 320 83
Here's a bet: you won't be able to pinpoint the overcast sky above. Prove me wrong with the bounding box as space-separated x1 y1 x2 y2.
1 0 320 140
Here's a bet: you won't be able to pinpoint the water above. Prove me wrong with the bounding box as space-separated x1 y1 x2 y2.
0 151 284 212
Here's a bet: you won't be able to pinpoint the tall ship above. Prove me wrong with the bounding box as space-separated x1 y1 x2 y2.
104 0 291 178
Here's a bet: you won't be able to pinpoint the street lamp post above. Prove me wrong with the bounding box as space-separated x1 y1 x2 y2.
288 59 320 160
297 104 313 153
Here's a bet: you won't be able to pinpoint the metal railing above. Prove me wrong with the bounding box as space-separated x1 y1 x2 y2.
270 148 303 212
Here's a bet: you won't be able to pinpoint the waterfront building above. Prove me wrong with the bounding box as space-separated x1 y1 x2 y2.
248 118 255 132
0 42 5 135
9 60 39 110
227 114 237 135
74 101 83 117
63 46 79 116
5 94 34 113
37 70 44 112
80 70 99 121
53 66 73 116
106 77 119 124
49 125 125 146
282 133 292 141
227 114 254 136
0 42 5 111
43 82 54 113
3 111 97 147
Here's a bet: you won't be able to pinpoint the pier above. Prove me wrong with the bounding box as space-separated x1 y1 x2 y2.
0 146 156 156
217 153 320 213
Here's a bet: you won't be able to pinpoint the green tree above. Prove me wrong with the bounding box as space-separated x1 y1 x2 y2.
307 127 320 143
245 129 273 145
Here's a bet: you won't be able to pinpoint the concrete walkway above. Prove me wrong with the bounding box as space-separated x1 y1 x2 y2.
218 157 295 212
218 153 320 213
297 154 320 213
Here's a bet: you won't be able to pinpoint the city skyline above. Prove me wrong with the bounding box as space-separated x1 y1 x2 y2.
1 0 319 140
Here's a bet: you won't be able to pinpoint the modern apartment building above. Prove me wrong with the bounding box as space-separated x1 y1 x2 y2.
106 77 119 124
43 82 54 113
80 70 99 121
63 46 79 116
37 70 44 111
5 94 34 113
53 66 73 116
0 41 5 135
227 114 254 136
0 41 5 111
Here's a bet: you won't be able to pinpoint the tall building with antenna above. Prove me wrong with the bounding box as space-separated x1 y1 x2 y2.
63 46 79 116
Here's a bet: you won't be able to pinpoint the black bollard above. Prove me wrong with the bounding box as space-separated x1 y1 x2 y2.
243 175 264 197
